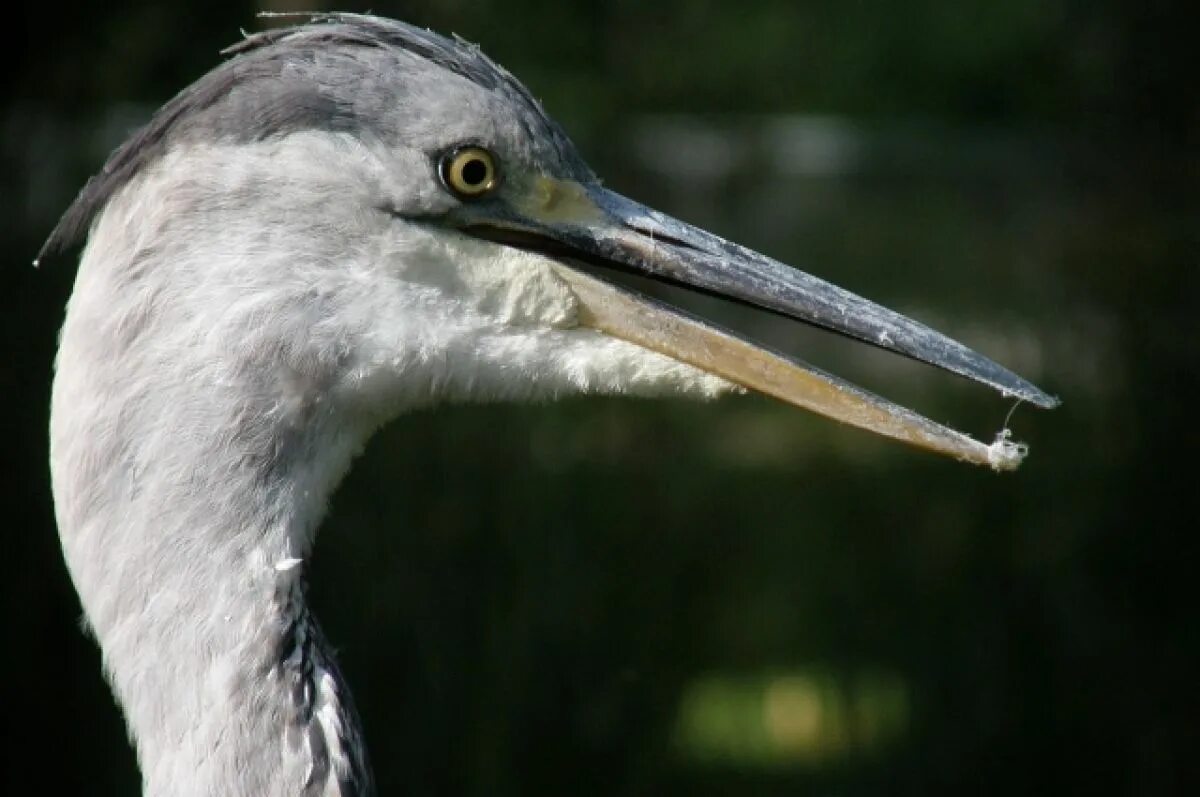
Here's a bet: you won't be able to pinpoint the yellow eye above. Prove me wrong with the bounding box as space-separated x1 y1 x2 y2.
440 146 500 199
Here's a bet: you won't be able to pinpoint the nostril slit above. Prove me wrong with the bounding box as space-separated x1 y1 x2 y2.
623 223 705 253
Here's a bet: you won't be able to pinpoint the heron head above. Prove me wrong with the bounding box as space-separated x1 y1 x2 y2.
46 14 1055 468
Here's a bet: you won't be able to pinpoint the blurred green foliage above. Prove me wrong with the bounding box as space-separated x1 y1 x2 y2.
4 1 1196 794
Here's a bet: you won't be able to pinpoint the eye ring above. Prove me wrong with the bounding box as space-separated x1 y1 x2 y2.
439 146 500 199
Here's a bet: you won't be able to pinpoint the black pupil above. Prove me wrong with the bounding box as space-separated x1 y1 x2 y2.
460 157 488 187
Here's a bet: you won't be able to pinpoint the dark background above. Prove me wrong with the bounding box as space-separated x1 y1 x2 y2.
5 1 1196 794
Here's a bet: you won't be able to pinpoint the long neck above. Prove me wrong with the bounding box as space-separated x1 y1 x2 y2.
50 246 376 796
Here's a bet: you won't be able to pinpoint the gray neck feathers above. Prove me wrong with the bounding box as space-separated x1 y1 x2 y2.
45 16 600 794
50 154 377 795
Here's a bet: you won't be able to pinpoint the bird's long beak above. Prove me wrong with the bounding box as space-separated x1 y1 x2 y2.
453 176 1058 470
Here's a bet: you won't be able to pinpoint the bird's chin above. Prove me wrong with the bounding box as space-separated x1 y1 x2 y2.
555 328 739 402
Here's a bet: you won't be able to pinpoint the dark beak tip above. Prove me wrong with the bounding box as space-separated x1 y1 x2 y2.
1035 391 1063 410
998 375 1060 411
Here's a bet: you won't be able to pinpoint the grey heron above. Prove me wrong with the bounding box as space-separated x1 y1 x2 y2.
43 14 1057 796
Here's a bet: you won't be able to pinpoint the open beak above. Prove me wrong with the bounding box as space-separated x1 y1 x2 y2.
452 176 1059 470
